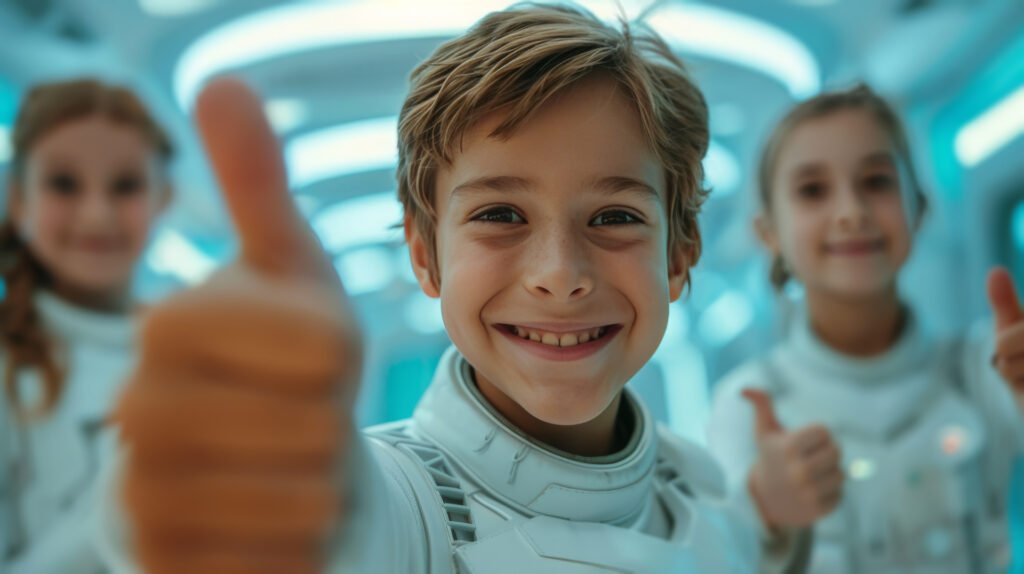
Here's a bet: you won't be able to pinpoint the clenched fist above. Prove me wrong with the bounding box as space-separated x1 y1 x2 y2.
115 79 362 574
742 388 844 530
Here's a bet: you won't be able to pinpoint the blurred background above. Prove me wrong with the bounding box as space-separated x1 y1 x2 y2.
0 0 1020 556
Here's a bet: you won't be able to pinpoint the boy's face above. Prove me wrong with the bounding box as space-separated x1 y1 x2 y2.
407 74 689 428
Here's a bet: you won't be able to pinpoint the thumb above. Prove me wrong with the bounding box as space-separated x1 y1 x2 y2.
742 388 784 438
987 267 1023 333
194 77 335 283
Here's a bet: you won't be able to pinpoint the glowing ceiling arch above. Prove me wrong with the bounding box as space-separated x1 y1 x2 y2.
174 0 820 110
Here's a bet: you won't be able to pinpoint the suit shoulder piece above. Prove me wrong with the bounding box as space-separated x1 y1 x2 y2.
654 424 727 501
366 421 477 546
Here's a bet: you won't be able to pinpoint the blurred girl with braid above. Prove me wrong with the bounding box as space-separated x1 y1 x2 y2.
0 78 172 573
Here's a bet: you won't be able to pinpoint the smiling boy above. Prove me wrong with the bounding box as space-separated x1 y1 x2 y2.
102 4 805 573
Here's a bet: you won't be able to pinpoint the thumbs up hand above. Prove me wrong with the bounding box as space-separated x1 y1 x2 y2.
987 267 1024 395
114 79 362 574
742 389 844 530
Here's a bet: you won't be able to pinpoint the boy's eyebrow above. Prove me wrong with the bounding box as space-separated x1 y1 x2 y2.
451 175 660 199
452 175 533 196
589 175 661 199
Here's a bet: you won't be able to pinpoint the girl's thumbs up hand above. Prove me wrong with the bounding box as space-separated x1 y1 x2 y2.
742 389 844 530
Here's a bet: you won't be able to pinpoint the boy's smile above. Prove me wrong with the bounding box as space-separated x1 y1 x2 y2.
499 321 617 349
496 322 622 361
406 73 689 452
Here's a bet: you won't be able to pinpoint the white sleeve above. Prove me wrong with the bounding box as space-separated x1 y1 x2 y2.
1 396 106 574
93 432 432 574
326 432 430 573
3 421 118 572
7 484 106 574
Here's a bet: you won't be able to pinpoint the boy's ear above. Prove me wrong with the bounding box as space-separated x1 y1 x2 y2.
667 244 691 302
404 216 440 298
753 213 780 256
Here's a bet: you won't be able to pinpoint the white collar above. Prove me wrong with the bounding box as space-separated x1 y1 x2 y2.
34 290 136 349
779 306 947 440
787 305 930 383
413 347 657 525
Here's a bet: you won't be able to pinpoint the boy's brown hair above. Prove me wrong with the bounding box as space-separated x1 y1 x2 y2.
757 83 927 290
397 3 709 288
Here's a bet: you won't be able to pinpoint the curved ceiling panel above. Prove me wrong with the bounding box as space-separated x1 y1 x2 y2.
173 0 820 110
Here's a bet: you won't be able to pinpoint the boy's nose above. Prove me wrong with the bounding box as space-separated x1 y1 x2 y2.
530 280 593 300
524 231 594 301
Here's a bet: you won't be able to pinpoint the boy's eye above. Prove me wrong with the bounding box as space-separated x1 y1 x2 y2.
590 210 641 226
472 206 524 224
46 173 79 196
112 174 144 196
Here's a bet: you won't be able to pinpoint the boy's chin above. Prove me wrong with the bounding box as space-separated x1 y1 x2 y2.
520 391 617 427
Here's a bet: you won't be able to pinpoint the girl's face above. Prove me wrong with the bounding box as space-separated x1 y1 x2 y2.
11 116 170 302
758 108 917 300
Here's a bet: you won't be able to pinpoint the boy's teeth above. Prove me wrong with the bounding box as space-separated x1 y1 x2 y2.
511 325 610 347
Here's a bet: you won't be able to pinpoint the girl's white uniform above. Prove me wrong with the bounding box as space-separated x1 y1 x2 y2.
708 309 1023 573
97 346 809 573
0 292 136 574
